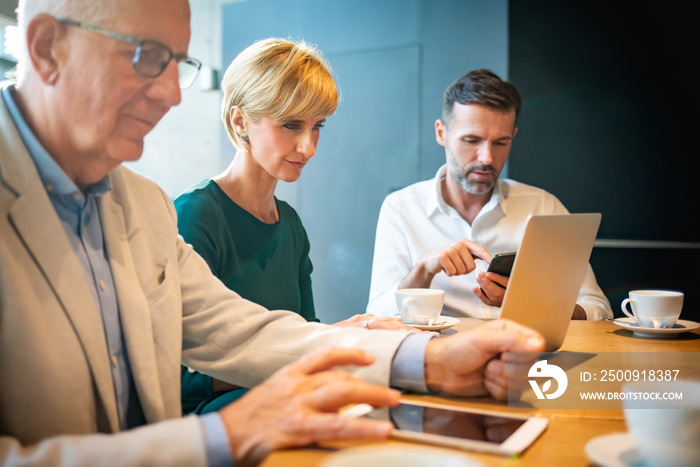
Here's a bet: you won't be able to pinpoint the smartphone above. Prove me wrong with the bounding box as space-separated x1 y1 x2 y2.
487 252 516 278
344 400 548 456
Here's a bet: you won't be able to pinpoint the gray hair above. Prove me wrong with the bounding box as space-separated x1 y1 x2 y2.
16 0 119 83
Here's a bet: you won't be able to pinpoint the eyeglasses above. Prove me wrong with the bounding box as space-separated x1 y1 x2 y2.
59 18 202 89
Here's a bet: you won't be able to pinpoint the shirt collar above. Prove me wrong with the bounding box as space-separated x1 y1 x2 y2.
426 165 449 217
1 84 111 200
427 164 506 218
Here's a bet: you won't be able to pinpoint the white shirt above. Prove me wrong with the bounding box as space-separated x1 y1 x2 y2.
367 165 612 320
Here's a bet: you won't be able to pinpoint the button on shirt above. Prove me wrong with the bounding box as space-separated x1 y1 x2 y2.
367 165 612 320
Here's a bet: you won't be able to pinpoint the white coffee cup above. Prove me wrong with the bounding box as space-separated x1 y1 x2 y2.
620 290 683 328
395 288 444 325
623 380 700 467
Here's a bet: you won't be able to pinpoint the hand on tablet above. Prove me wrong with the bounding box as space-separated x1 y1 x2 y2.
219 347 400 463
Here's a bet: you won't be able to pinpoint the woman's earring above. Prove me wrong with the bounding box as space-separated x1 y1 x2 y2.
241 130 249 142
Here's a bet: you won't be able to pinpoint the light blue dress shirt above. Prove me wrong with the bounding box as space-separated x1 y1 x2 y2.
2 83 430 467
1 84 145 429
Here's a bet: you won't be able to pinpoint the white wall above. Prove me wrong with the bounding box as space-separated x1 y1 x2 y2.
126 0 235 199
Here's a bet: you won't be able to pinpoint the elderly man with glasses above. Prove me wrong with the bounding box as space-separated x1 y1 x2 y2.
0 1 545 466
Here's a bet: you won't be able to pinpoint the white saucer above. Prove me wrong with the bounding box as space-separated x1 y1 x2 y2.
584 432 645 467
406 316 460 331
612 318 700 337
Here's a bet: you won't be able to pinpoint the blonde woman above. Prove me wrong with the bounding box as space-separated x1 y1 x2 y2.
176 38 417 415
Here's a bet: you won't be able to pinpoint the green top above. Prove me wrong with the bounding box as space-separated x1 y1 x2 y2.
175 179 317 413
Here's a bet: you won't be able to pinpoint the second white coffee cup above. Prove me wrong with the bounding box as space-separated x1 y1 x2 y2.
621 289 684 329
395 288 445 325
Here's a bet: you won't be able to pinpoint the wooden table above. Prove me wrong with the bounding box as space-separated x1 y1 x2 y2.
260 319 700 467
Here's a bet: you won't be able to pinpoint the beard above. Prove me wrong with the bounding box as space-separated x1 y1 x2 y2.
446 149 498 195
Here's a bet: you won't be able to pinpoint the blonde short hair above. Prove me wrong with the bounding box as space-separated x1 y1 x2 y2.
220 38 339 149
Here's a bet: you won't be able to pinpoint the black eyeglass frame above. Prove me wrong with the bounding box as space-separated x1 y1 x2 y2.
58 18 202 89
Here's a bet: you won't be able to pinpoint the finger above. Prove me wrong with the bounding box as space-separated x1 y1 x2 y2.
289 413 394 447
476 272 505 297
437 250 458 276
291 347 377 376
369 320 414 332
443 241 476 276
455 242 477 274
472 287 505 306
309 378 401 412
459 238 493 263
482 281 505 302
484 359 522 401
332 314 366 327
485 375 524 402
496 365 532 395
485 272 508 288
483 377 509 401
485 359 510 388
473 285 499 307
470 320 545 355
472 280 505 306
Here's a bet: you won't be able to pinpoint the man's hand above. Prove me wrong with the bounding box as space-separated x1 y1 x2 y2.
400 239 492 289
474 271 509 306
572 304 586 320
219 348 400 463
424 319 545 400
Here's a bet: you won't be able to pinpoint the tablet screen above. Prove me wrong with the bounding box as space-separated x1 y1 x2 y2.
385 402 527 445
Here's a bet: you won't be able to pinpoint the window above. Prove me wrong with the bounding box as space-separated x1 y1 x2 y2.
1 12 19 81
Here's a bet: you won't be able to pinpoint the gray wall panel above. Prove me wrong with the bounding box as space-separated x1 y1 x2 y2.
222 0 507 323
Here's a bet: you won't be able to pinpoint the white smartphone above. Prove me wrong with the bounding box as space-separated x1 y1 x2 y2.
343 400 548 456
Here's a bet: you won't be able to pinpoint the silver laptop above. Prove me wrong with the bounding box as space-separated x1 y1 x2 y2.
499 213 602 351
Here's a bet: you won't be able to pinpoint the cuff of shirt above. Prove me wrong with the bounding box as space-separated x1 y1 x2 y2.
200 413 234 467
389 332 434 392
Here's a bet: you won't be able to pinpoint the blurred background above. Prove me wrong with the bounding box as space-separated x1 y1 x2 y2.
2 0 697 324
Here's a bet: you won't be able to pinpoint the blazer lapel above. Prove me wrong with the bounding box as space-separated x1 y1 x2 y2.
100 190 166 422
6 172 121 434
2 94 120 431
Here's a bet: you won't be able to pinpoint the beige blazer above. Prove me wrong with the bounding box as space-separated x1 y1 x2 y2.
0 86 407 466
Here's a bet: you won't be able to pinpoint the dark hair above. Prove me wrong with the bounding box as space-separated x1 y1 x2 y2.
442 69 521 124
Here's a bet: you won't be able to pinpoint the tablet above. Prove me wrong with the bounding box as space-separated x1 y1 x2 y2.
343 400 548 456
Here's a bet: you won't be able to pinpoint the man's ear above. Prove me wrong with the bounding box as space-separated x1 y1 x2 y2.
435 119 447 147
25 14 65 85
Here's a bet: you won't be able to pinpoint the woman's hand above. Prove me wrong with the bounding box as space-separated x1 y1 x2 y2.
333 313 428 333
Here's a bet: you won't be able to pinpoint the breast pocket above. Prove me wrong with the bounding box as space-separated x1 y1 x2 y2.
145 260 180 310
